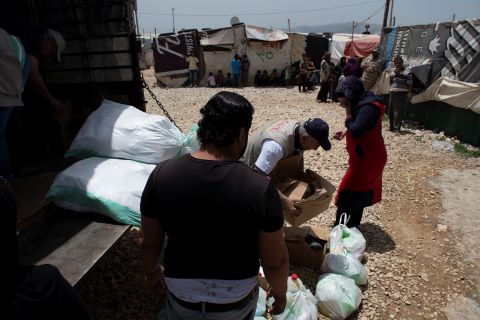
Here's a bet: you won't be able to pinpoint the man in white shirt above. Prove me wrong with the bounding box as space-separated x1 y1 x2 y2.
241 118 331 215
186 53 199 87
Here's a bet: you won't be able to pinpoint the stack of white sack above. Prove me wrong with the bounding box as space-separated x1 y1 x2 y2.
47 100 201 226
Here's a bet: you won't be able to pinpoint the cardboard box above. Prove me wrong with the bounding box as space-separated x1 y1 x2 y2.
280 169 336 227
284 225 329 270
270 154 304 185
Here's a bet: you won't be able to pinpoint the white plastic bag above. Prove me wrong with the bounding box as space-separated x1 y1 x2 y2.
66 99 199 164
269 275 317 320
330 213 366 261
320 250 368 285
45 157 155 226
315 273 362 320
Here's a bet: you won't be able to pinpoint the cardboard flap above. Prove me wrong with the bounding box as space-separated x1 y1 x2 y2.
284 226 329 242
284 226 309 243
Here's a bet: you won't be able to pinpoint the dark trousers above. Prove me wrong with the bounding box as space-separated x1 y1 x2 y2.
389 91 407 131
317 81 330 102
335 207 364 228
298 74 307 92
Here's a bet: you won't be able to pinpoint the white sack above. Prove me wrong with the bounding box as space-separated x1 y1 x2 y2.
66 99 199 163
45 157 155 226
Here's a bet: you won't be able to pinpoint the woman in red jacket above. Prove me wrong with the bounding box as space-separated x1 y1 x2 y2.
333 76 387 227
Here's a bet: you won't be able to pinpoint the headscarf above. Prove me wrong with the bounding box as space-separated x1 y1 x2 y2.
342 58 362 78
335 76 366 108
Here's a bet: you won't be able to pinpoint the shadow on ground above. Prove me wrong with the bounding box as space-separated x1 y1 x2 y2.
359 222 396 253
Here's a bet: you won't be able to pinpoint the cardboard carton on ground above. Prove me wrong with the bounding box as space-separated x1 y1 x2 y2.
284 225 329 270
280 169 336 227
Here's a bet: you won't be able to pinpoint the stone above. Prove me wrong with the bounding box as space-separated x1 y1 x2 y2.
437 224 448 232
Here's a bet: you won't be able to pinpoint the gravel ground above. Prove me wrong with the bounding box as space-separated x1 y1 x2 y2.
77 69 480 320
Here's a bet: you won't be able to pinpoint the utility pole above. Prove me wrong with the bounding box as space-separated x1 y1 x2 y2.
452 13 456 21
172 7 175 33
288 18 291 32
389 0 395 27
154 27 156 37
351 21 355 57
382 0 391 28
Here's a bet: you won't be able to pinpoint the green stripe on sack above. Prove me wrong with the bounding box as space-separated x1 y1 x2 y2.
64 149 99 159
46 185 141 226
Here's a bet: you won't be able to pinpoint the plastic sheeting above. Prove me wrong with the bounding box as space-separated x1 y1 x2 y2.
331 33 380 62
246 25 289 41
411 76 480 114
379 19 480 88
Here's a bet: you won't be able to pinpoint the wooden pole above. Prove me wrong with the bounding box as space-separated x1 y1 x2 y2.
389 0 395 27
382 0 391 28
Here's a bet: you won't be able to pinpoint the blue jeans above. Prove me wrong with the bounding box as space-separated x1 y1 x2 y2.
164 288 258 320
189 69 198 85
232 73 240 87
0 107 13 178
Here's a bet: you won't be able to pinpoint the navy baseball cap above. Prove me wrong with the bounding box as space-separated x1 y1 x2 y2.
304 118 331 151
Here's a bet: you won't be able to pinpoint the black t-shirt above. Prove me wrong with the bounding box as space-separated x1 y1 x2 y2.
141 154 283 280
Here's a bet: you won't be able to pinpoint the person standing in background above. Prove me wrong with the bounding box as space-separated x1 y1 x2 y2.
316 52 333 102
240 54 250 86
186 52 200 87
361 48 382 91
231 54 241 87
298 56 308 92
388 56 412 132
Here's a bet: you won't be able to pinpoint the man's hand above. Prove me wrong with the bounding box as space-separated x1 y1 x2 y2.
49 98 71 122
269 291 287 315
144 264 166 301
333 130 346 141
282 197 302 216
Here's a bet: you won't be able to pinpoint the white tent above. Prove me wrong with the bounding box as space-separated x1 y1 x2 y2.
200 24 306 85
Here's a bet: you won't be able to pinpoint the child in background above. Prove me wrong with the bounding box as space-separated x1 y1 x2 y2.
206 72 216 87
215 70 224 87
224 72 232 87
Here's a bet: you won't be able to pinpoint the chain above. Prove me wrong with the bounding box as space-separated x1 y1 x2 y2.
140 72 180 130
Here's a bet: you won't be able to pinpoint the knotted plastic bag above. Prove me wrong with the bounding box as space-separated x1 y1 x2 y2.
330 213 366 261
315 273 362 320
320 250 368 285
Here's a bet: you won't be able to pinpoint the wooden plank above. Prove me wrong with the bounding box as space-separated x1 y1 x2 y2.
17 209 130 287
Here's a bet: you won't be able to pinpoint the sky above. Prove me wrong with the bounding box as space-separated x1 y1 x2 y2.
137 0 479 35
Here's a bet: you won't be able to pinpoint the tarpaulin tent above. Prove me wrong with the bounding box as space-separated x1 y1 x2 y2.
331 33 380 62
152 24 307 87
378 19 480 146
152 29 200 87
305 33 331 68
379 19 480 88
